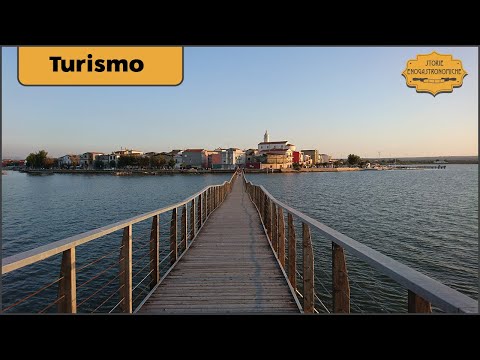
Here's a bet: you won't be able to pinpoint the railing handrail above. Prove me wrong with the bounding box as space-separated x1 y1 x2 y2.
2 173 237 275
243 174 478 313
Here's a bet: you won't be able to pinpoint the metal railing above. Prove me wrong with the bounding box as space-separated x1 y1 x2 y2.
243 174 477 313
2 172 238 313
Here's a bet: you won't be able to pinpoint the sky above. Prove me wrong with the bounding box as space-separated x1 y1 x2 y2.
1 47 478 159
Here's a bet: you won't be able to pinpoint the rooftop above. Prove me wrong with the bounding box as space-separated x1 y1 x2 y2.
184 149 205 152
258 141 289 145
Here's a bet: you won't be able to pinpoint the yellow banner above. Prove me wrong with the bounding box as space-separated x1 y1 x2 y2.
18 47 183 86
402 52 467 96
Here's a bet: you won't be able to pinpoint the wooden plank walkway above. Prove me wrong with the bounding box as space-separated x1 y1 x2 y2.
138 176 300 313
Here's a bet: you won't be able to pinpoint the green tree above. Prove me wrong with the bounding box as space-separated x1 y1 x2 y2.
94 160 104 169
44 157 55 169
71 157 79 168
347 154 361 166
168 159 176 169
138 156 150 168
37 150 48 167
118 155 132 168
109 160 116 168
26 150 49 168
150 156 160 168
292 162 301 170
26 153 37 168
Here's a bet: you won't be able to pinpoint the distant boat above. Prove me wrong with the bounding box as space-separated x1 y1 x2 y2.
433 159 448 164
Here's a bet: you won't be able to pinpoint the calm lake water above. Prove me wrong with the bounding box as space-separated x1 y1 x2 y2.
2 166 478 313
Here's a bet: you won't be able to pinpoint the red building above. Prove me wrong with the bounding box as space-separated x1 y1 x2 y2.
292 151 302 164
2 159 25 167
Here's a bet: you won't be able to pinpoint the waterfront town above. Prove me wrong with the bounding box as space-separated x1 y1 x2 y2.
2 131 340 171
2 130 454 173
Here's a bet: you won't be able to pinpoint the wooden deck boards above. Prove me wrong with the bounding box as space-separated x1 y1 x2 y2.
139 177 299 314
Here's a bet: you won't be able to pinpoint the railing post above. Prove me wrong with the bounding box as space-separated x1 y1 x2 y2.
332 243 350 313
150 215 159 290
170 208 177 265
190 199 195 242
181 205 187 253
57 248 77 313
302 222 314 313
197 194 202 228
209 188 212 214
214 187 216 209
265 198 272 241
203 192 207 221
260 191 267 223
206 189 209 216
288 213 296 289
272 204 278 253
408 291 432 313
263 194 267 224
120 225 132 313
278 208 285 268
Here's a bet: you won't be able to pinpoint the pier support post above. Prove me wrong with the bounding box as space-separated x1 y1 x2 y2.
288 213 296 290
170 208 177 265
408 291 432 313
303 222 314 313
150 215 159 290
332 243 350 313
119 225 132 313
278 208 285 268
57 248 77 313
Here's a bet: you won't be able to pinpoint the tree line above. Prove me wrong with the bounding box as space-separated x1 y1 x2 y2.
95 155 176 169
25 150 177 170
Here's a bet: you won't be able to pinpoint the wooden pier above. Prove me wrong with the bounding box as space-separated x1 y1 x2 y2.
138 179 299 313
2 170 477 314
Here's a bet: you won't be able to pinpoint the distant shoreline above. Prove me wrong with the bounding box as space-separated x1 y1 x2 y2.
18 168 357 175
12 165 459 176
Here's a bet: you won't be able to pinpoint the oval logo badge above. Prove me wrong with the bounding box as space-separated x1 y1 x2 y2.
402 52 467 96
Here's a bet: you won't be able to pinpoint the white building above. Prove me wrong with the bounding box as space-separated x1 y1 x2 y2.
79 152 104 168
227 148 246 166
113 148 143 157
174 151 184 169
58 154 79 168
258 130 296 153
319 153 332 163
